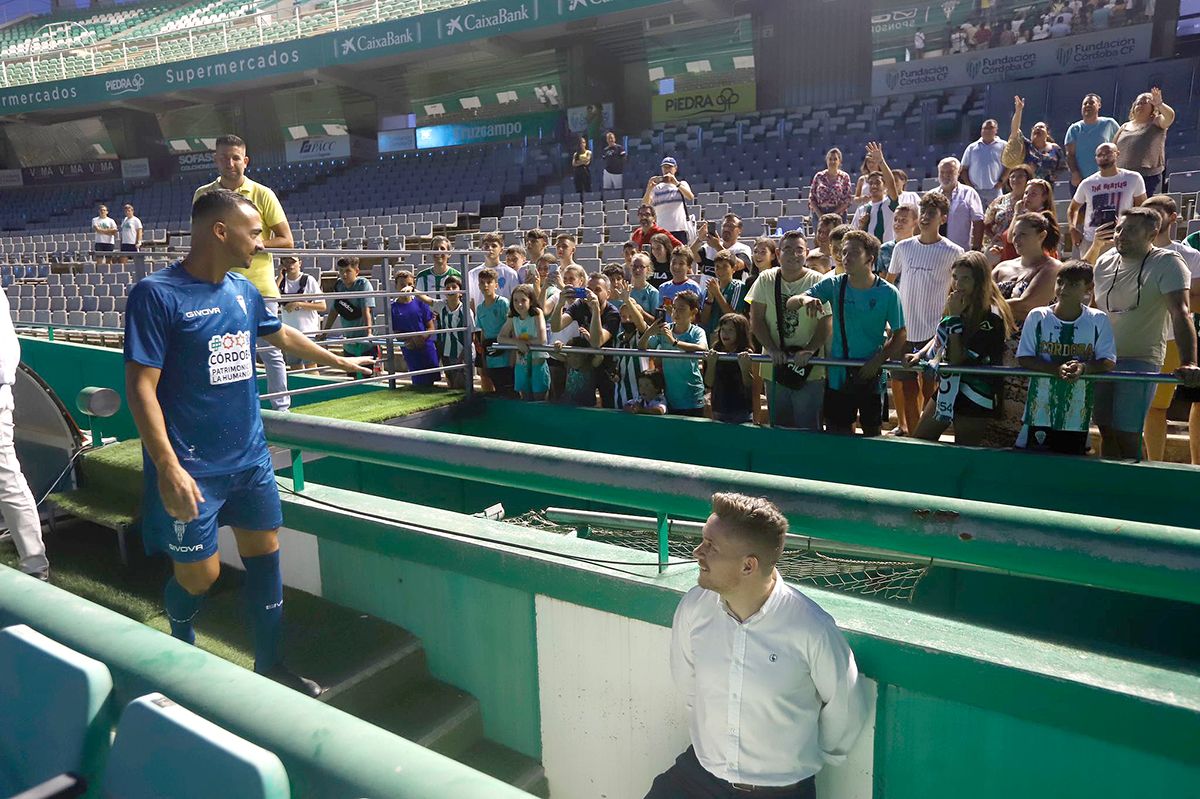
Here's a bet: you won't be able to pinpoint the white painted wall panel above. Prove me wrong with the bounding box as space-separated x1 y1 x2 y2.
216 525 322 596
536 595 875 799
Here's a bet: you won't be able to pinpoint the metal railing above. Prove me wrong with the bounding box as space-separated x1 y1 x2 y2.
488 342 1188 385
14 247 477 400
0 0 446 87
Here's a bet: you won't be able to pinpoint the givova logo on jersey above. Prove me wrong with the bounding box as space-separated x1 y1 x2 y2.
207 330 253 386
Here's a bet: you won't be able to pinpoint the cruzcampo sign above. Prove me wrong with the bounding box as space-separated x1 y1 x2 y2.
651 82 756 122
0 0 671 116
415 111 562 149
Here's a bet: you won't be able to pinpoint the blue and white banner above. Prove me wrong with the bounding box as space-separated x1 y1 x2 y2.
871 23 1152 96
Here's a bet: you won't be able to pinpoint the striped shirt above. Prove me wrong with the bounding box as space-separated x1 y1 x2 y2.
888 236 962 341
437 304 468 361
415 266 461 313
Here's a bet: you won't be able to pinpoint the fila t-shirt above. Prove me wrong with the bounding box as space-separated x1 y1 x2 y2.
1017 305 1116 433
1072 168 1145 242
124 262 281 476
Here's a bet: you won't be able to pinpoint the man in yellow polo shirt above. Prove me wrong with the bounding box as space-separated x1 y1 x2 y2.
194 134 296 411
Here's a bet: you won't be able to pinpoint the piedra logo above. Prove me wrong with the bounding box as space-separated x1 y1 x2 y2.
1056 45 1072 69
966 59 981 80
885 70 900 91
105 73 145 96
663 86 742 117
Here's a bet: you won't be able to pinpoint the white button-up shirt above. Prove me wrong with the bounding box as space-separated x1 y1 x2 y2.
670 575 869 787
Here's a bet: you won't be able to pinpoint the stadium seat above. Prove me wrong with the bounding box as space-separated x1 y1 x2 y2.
103 692 288 799
0 624 114 796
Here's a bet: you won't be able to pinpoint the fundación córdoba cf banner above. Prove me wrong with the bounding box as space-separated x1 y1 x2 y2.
872 23 1152 96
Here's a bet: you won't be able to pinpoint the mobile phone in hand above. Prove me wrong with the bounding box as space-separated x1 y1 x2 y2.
571 286 589 300
707 221 718 237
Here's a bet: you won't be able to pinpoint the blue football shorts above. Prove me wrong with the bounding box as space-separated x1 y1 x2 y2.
142 457 283 563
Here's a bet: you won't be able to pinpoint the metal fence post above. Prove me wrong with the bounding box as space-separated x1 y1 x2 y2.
383 259 396 390
462 286 475 399
291 449 305 492
657 512 669 574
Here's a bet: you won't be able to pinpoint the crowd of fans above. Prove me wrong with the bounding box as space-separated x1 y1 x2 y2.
201 86 1197 461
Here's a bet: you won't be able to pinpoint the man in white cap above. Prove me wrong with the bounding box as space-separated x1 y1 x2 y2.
643 156 695 244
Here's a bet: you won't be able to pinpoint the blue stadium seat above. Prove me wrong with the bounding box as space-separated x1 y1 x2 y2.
103 693 290 799
0 624 114 795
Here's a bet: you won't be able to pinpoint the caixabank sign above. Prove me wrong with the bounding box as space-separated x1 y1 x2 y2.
872 23 1151 96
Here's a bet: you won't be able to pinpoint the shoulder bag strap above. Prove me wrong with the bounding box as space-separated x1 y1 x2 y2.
837 274 850 360
773 272 787 350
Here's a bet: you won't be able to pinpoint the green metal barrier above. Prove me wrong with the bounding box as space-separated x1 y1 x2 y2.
0 568 532 799
262 411 1200 605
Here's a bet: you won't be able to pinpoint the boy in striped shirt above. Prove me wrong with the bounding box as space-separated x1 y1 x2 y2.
437 274 468 389
415 235 460 314
886 191 962 434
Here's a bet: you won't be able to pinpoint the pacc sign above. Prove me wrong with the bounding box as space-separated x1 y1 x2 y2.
285 135 351 162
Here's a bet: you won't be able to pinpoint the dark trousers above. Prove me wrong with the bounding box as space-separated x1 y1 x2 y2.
645 748 816 799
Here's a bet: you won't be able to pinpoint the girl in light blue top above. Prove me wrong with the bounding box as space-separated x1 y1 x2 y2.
498 284 549 401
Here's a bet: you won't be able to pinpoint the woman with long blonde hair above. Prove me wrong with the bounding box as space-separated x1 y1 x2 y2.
905 251 1014 446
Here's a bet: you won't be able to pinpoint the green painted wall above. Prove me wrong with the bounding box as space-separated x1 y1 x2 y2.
320 540 542 760
291 400 1200 666
874 684 1199 797
285 483 1200 796
442 399 1200 529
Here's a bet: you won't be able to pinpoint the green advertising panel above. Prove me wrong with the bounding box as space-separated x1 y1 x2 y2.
0 0 674 117
651 82 756 122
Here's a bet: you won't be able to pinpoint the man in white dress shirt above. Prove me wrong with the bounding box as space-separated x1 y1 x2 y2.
646 493 869 798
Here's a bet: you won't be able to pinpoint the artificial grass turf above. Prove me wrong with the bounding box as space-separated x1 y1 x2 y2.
0 519 413 676
292 387 465 425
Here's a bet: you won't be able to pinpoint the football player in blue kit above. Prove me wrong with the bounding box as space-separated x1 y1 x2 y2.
124 189 372 696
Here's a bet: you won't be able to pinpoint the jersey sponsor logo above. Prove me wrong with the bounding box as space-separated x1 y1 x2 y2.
208 331 253 385
184 306 222 319
168 543 206 553
265 600 284 610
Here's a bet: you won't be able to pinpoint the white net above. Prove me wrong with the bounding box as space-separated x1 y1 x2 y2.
506 510 928 602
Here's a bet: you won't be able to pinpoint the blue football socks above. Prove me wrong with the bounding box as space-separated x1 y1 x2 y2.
243 549 284 674
164 576 204 645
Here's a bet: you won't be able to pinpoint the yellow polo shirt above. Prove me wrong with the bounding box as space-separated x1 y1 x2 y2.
193 176 287 298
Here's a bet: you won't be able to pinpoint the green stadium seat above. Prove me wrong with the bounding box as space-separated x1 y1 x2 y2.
0 623 114 795
103 693 290 799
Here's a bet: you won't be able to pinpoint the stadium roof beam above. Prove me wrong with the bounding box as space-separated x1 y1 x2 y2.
472 34 525 60
308 66 389 100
